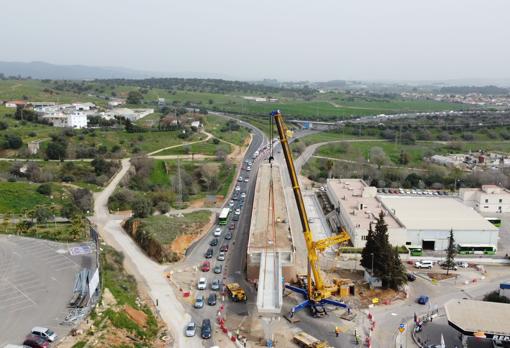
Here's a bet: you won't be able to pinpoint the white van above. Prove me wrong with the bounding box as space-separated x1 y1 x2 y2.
415 260 434 269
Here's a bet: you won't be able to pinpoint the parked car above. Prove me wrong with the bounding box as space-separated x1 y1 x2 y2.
201 319 212 339
220 244 229 252
217 251 225 261
205 248 213 259
201 261 211 272
439 261 458 271
185 321 196 337
229 223 235 230
23 335 49 348
214 227 222 237
225 232 232 240
208 293 217 306
31 327 57 342
214 264 223 274
197 277 207 290
194 295 205 308
456 261 469 268
209 238 218 247
407 273 416 281
417 295 429 305
211 279 221 291
415 260 433 269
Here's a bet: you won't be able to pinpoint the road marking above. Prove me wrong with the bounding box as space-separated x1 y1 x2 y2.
3 278 36 305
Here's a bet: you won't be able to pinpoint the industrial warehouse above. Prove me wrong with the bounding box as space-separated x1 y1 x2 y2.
326 179 500 252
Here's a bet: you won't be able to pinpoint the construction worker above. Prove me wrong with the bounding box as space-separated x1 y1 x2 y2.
335 326 341 337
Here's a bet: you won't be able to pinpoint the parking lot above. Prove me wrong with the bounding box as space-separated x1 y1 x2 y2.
0 235 95 346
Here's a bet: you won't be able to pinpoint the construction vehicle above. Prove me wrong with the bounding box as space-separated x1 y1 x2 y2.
292 331 333 348
225 282 247 302
270 110 351 317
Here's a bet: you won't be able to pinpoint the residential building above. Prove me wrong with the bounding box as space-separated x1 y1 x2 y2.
460 185 510 214
67 112 88 129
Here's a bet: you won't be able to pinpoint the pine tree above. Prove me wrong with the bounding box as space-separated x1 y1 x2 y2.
445 229 456 275
360 222 377 272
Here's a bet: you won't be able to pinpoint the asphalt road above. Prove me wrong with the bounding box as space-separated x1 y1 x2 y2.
179 113 267 344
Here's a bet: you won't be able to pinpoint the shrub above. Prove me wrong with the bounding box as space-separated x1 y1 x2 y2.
37 183 52 196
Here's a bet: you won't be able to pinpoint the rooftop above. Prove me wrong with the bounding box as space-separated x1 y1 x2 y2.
445 299 510 335
380 196 497 231
327 179 401 231
248 163 292 253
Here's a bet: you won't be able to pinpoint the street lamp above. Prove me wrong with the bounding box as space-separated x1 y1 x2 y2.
371 252 374 275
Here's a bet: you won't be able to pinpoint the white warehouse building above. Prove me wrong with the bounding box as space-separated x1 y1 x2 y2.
326 179 499 252
459 185 510 214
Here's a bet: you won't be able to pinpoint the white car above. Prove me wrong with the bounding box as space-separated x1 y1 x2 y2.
235 185 241 191
241 192 246 198
238 176 243 182
415 260 433 269
197 277 207 290
31 327 57 342
235 209 241 215
185 321 196 337
247 166 252 171
217 251 226 261
228 200 234 207
244 178 249 183
194 295 205 308
214 227 222 237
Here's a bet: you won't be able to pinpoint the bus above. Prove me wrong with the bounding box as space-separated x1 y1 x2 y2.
458 244 497 255
218 208 230 225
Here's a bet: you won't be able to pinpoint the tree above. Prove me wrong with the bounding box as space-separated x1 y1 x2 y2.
70 215 85 240
360 211 406 290
444 229 456 275
325 159 334 178
2 134 23 149
34 206 51 224
126 90 143 105
369 147 389 169
132 197 152 218
37 183 52 196
398 151 410 165
46 141 67 160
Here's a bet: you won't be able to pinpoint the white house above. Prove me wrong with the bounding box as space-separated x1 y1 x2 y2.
67 112 88 129
191 120 202 129
460 185 510 214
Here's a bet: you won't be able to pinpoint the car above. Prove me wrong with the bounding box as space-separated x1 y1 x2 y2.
456 261 469 268
220 244 229 252
197 277 207 290
225 232 232 240
235 208 241 215
228 200 234 207
209 238 218 247
235 185 241 191
407 273 416 281
185 321 196 337
23 335 49 348
415 260 433 269
208 293 217 306
194 295 205 308
214 227 222 237
211 279 221 291
417 295 429 305
233 214 239 221
201 261 211 272
31 327 57 342
217 251 226 261
238 176 243 182
244 178 249 183
239 202 244 208
205 247 213 258
232 193 239 200
247 166 252 171
248 161 253 166
201 319 212 339
241 192 246 198
214 264 223 274
229 223 235 230
439 261 458 271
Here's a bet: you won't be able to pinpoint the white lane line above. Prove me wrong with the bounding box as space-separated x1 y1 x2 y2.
4 278 36 305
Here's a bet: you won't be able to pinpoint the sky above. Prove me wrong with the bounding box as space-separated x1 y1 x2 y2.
2 0 510 82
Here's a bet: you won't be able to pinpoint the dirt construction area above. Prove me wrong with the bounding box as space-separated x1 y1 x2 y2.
0 235 96 346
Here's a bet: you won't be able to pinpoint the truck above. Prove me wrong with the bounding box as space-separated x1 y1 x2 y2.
292 331 333 348
225 283 247 302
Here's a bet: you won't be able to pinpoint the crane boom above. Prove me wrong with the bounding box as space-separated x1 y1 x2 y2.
271 110 350 305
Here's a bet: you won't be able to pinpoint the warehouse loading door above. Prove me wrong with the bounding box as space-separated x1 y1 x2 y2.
422 240 435 250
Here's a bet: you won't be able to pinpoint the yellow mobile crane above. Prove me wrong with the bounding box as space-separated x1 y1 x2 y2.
270 110 350 317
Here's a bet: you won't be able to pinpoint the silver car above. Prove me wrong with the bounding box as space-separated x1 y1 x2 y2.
185 321 196 337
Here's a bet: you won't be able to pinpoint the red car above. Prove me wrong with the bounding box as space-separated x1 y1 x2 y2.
229 223 235 230
24 334 50 348
220 244 229 252
201 261 210 272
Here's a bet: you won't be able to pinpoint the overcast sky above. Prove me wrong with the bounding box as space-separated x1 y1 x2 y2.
2 0 509 81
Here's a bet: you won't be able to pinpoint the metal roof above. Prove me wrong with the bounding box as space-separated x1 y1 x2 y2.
445 299 510 335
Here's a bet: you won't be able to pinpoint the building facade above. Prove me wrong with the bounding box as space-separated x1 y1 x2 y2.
460 185 510 214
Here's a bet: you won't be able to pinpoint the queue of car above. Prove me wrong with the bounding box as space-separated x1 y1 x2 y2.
187 143 264 341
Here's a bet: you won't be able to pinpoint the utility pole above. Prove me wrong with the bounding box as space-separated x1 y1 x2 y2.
176 158 183 205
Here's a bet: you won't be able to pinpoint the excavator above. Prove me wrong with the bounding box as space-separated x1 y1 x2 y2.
269 110 351 317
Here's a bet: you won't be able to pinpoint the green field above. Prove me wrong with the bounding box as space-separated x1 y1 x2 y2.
0 181 70 213
155 139 231 156
203 114 249 146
